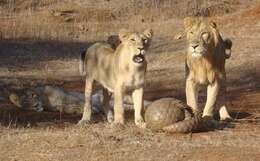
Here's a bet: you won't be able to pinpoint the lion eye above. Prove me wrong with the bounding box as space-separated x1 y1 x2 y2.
202 32 209 41
131 38 135 42
190 31 193 34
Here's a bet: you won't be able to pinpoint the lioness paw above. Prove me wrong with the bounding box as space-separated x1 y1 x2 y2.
135 118 146 128
111 121 125 130
113 118 124 125
77 119 91 127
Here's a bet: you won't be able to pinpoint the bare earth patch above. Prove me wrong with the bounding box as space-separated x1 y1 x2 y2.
0 0 260 161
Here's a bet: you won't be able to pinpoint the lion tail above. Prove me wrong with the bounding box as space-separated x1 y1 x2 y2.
162 111 202 133
224 38 232 59
79 50 87 76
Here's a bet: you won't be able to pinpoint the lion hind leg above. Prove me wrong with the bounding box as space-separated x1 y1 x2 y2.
78 77 93 125
219 106 232 121
216 80 232 121
102 88 114 123
216 86 232 121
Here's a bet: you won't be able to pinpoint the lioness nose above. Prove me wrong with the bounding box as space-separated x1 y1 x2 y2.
138 47 144 51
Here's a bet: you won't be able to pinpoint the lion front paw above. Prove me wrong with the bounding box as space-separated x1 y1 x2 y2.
110 121 125 130
114 114 125 125
77 119 91 127
135 118 146 128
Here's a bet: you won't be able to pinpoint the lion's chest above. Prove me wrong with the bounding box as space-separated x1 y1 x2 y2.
123 68 145 91
193 66 208 84
189 59 215 85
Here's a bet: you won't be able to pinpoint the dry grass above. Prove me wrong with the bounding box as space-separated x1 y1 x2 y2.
0 0 255 41
0 122 260 161
0 0 260 161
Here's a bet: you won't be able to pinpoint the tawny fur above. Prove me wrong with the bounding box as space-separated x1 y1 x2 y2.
184 17 232 121
9 86 103 114
79 29 153 128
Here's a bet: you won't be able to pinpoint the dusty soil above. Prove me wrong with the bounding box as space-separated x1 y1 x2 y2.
0 0 260 161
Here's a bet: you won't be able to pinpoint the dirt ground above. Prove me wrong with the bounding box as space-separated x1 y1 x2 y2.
0 0 260 161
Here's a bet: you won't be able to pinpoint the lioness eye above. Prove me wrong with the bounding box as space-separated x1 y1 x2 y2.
131 38 135 41
143 39 148 43
190 31 193 34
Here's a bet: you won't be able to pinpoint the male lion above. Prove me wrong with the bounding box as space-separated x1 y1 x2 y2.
79 29 153 128
184 17 232 121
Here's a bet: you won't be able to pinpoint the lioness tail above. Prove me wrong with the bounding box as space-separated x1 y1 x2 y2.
79 51 86 76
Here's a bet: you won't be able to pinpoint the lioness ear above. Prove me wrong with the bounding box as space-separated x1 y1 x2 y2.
184 17 196 31
119 29 130 42
143 29 153 39
210 21 217 29
9 93 22 108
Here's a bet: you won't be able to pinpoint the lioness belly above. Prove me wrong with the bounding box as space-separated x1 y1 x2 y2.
89 46 116 92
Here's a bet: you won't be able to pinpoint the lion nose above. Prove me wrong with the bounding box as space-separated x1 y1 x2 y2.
192 44 199 49
138 48 145 55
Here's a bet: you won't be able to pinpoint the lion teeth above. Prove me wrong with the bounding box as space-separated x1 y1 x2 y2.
133 54 145 63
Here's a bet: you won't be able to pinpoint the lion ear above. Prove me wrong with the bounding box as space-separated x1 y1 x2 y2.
9 93 22 108
119 29 130 42
210 21 217 29
142 29 153 39
184 17 196 31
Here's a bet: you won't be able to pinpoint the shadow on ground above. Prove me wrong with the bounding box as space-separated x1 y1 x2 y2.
0 38 260 127
0 38 95 70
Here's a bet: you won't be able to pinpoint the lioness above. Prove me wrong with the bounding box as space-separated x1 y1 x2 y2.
9 86 103 114
79 29 153 127
184 17 232 121
8 86 152 115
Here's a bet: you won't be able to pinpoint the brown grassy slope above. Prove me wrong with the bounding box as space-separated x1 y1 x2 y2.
0 0 260 98
0 1 260 161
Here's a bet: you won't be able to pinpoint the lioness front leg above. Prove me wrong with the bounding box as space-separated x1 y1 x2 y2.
132 88 146 128
186 79 199 111
78 78 93 125
113 84 124 125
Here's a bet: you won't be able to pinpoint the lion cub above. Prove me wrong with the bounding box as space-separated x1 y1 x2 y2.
79 29 153 128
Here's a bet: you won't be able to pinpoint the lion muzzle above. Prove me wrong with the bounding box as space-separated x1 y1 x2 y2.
189 44 206 58
133 50 145 64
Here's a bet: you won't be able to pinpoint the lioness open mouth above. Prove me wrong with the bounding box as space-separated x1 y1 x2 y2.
133 54 145 63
